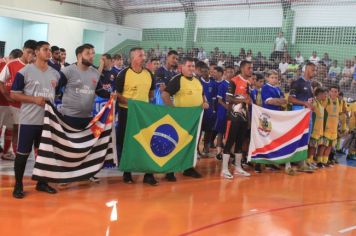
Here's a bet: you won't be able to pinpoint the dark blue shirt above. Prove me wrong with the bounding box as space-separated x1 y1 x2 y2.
154 66 177 85
289 77 313 102
48 59 61 72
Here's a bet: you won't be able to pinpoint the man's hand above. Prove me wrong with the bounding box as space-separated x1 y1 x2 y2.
202 102 209 110
304 101 314 111
33 97 46 106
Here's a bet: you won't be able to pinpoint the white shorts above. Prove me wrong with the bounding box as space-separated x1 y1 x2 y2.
9 106 20 125
0 106 13 128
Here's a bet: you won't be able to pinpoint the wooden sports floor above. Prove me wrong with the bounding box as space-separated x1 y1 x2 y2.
0 157 355 236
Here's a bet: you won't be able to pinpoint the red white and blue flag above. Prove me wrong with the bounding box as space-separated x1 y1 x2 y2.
32 98 116 183
248 104 311 164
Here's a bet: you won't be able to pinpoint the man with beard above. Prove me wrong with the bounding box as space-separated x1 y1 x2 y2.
56 44 110 182
48 46 61 72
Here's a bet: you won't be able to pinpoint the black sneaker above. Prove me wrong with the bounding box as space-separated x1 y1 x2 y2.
317 163 324 169
143 174 159 186
255 164 262 173
216 152 222 161
13 184 25 199
89 176 100 183
165 172 177 182
183 168 202 178
123 172 134 184
36 183 57 194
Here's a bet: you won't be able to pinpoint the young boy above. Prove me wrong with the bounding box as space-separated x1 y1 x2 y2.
215 66 235 160
318 86 340 167
261 70 296 175
307 87 327 169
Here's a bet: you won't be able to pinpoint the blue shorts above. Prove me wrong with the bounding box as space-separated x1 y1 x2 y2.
214 116 227 134
17 124 43 155
201 110 216 132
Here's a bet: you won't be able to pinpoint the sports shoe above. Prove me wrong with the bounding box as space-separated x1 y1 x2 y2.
13 184 25 199
233 168 251 177
297 165 314 173
285 167 297 176
216 152 222 161
165 173 177 182
307 163 318 171
36 182 57 194
89 176 100 183
143 174 159 186
255 164 262 173
183 168 202 178
221 170 233 179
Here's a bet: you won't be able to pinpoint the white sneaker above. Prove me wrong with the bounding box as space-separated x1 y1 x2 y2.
89 177 100 183
2 152 15 161
221 170 233 179
234 168 251 177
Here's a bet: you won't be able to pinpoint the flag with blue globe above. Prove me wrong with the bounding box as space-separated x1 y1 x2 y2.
119 100 203 173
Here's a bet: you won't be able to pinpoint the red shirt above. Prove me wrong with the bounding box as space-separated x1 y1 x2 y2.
0 58 26 108
231 75 249 97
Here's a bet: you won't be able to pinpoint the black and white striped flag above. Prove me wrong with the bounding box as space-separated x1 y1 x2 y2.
32 98 116 183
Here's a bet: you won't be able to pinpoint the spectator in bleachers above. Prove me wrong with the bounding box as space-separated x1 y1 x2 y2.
239 48 246 59
279 57 289 75
197 47 207 61
328 60 341 80
339 60 354 91
246 50 253 62
273 31 288 60
309 51 320 65
295 51 304 65
316 62 328 84
322 53 332 68
287 59 299 79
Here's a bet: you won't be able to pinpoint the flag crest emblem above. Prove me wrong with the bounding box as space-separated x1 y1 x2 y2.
134 114 193 167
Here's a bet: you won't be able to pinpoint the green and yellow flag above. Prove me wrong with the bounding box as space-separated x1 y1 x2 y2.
119 100 203 173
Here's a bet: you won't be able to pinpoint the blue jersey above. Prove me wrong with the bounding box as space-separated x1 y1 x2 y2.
261 83 285 111
200 78 217 110
216 80 229 118
153 66 177 105
92 69 116 116
111 66 125 78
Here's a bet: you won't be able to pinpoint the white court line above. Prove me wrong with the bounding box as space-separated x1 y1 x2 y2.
339 225 356 234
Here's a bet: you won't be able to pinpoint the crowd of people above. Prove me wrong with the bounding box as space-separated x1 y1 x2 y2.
0 37 355 199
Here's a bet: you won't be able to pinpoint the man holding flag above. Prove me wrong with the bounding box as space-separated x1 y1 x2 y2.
161 57 209 181
115 47 158 186
10 41 60 199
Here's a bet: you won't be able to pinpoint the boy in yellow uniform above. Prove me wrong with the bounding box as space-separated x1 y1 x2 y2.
319 86 340 168
335 92 348 155
307 87 327 170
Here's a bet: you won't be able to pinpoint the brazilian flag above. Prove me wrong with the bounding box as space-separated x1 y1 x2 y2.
119 100 203 173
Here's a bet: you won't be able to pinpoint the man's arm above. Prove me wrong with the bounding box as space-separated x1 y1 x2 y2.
162 75 180 107
0 66 15 102
115 69 128 106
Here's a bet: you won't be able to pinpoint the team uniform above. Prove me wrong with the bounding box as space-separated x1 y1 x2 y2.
250 87 262 107
11 63 60 197
200 78 216 132
321 98 339 148
309 99 325 149
222 75 251 178
116 67 156 184
153 66 177 105
214 80 229 135
261 83 285 111
111 65 125 78
48 59 61 72
57 64 110 129
92 68 116 117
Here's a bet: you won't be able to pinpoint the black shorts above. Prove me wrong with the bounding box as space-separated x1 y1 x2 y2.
17 124 43 155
